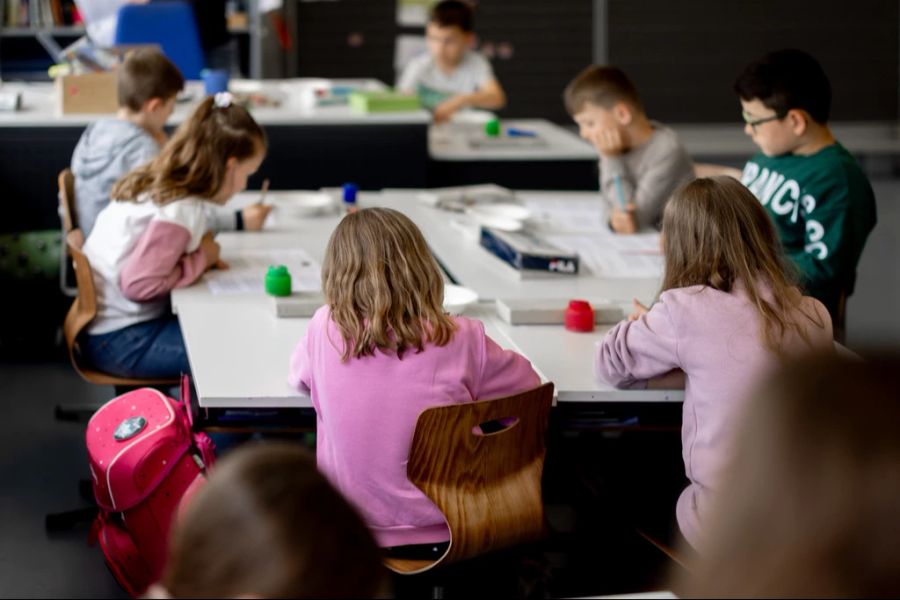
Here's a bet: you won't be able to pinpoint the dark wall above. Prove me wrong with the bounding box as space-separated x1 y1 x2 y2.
293 0 594 123
608 0 899 122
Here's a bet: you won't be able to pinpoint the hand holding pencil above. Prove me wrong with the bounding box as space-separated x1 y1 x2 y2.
241 179 272 230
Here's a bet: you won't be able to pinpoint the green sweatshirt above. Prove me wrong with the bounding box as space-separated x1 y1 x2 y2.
741 143 876 317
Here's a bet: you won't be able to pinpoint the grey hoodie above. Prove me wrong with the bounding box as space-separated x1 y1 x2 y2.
71 118 238 238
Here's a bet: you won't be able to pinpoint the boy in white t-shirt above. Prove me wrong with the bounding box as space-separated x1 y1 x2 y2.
397 0 505 122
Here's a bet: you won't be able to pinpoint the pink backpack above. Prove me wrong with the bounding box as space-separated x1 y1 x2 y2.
86 376 215 597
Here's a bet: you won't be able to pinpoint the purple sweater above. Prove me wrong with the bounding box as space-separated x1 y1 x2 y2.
594 283 833 549
288 306 541 547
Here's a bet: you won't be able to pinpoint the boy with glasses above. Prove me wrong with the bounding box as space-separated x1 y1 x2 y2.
703 49 876 328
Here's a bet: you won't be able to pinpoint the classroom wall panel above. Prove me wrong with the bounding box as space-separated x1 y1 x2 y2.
607 0 899 122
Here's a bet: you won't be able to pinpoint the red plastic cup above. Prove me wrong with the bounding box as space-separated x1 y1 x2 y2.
564 300 595 332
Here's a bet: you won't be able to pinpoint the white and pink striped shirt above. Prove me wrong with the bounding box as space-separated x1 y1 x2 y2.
83 195 211 335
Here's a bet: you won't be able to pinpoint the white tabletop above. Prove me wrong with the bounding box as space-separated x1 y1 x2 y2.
375 190 663 306
172 189 680 408
429 118 597 161
0 78 431 126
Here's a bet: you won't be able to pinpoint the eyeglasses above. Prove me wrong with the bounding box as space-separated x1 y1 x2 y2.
742 111 784 132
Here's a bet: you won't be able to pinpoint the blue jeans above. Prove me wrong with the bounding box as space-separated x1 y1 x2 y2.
79 317 191 380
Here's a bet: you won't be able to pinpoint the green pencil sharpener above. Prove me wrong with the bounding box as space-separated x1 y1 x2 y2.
265 265 292 297
484 118 501 137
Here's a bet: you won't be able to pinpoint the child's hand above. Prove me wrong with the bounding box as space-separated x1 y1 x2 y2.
199 232 222 267
610 203 638 234
242 204 273 231
628 298 650 321
212 259 230 270
593 127 627 156
433 97 463 123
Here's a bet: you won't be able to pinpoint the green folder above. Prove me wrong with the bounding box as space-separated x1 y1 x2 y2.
349 90 421 113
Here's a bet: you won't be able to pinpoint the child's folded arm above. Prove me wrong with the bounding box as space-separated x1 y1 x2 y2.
119 220 208 301
594 299 680 389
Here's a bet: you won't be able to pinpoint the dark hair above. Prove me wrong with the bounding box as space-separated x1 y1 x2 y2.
733 48 832 124
162 443 388 598
675 352 900 597
563 65 643 115
112 95 267 204
117 47 185 112
429 0 474 32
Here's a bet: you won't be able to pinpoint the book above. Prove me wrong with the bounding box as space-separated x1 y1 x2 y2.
479 226 579 276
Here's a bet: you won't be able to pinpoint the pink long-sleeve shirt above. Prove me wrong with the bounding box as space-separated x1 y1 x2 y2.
288 306 541 548
594 283 833 549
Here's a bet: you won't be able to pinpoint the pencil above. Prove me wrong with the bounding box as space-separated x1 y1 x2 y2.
613 174 627 210
256 178 270 206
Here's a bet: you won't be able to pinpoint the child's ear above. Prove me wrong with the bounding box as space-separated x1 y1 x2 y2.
144 97 163 113
787 109 809 137
612 102 633 126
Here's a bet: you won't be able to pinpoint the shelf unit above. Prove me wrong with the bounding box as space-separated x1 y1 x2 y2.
0 1 264 80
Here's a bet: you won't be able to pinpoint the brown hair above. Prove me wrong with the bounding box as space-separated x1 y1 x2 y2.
322 207 457 361
661 176 825 353
675 352 900 597
563 64 644 115
430 0 474 32
111 95 266 204
117 47 185 112
162 442 388 598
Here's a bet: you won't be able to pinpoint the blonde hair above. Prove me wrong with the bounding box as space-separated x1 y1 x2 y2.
322 207 457 361
162 443 387 598
675 352 900 597
111 95 266 205
661 176 824 353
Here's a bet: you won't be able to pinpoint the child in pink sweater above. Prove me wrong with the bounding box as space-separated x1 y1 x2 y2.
288 207 540 555
594 176 834 550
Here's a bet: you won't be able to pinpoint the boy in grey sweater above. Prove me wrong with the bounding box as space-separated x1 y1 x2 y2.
564 65 694 233
72 48 269 238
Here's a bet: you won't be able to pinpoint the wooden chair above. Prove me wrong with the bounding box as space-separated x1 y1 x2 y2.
60 229 178 408
58 168 78 297
385 382 554 576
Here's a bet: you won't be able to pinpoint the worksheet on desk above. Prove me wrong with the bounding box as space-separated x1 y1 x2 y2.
520 194 663 279
204 248 322 295
522 194 607 233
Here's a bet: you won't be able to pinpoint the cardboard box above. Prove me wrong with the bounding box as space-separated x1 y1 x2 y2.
56 71 118 115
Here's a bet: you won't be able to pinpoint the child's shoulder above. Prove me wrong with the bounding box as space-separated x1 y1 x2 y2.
155 197 208 229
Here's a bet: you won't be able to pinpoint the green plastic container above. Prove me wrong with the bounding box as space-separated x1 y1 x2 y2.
484 118 501 137
265 265 292 297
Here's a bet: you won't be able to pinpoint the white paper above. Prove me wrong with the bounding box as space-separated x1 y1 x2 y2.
543 233 664 279
522 195 607 234
204 248 322 295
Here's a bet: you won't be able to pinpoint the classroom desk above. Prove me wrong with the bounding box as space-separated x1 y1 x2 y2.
377 189 663 306
427 118 599 190
171 189 682 409
0 79 429 233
